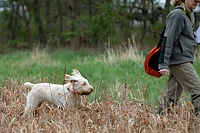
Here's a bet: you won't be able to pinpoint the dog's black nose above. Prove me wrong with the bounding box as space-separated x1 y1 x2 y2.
90 87 94 92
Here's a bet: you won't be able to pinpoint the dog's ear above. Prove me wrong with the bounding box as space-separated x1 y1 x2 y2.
71 69 81 77
65 74 72 82
65 74 78 83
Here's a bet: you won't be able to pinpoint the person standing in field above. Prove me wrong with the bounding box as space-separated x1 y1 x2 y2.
157 0 200 116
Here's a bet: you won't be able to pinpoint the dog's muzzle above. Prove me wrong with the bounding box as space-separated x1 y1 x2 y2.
81 87 93 95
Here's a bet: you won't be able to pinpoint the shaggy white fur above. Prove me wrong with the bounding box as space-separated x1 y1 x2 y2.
23 69 93 116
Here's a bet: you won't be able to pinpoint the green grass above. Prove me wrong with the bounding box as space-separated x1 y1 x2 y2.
1 46 199 107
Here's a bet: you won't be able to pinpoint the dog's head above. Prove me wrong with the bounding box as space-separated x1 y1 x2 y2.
65 69 93 95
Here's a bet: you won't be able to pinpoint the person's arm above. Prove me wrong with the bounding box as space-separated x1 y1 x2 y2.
159 10 185 71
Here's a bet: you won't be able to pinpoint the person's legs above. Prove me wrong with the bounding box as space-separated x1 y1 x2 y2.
169 62 200 116
157 73 183 114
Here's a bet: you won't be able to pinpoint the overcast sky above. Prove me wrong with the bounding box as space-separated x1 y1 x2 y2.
157 0 166 3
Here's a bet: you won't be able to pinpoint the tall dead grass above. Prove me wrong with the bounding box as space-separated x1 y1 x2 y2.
30 46 48 64
96 36 144 65
23 46 62 69
1 81 200 133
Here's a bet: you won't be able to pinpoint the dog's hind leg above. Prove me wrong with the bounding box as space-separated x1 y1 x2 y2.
23 93 44 116
23 101 43 116
23 101 42 116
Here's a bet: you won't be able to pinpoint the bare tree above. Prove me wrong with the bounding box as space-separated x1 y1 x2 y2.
88 0 95 16
7 0 19 49
33 0 46 47
20 0 31 49
56 0 63 46
165 0 171 18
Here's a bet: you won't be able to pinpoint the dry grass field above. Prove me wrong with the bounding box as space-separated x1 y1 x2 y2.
1 81 200 133
2 40 200 132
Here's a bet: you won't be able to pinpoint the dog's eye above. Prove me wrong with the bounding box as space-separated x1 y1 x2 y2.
83 82 86 85
71 80 78 83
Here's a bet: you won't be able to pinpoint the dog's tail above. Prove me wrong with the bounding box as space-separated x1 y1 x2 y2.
24 82 35 89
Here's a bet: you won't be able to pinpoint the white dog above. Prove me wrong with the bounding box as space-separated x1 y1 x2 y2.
23 69 93 116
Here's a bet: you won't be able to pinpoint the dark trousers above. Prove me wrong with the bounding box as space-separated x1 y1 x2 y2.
158 62 200 112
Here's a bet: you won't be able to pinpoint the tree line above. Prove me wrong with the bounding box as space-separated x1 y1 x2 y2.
0 0 195 52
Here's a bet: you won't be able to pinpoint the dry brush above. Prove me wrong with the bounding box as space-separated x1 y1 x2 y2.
1 81 200 133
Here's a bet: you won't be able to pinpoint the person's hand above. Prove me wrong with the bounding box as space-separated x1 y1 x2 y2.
159 69 169 76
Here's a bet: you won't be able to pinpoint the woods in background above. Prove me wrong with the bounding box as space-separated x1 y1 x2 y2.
0 0 198 52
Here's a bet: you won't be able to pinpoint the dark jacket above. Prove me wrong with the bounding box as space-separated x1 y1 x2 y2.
158 6 197 70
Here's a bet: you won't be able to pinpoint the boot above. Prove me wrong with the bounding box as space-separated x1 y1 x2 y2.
194 107 200 118
156 107 163 115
